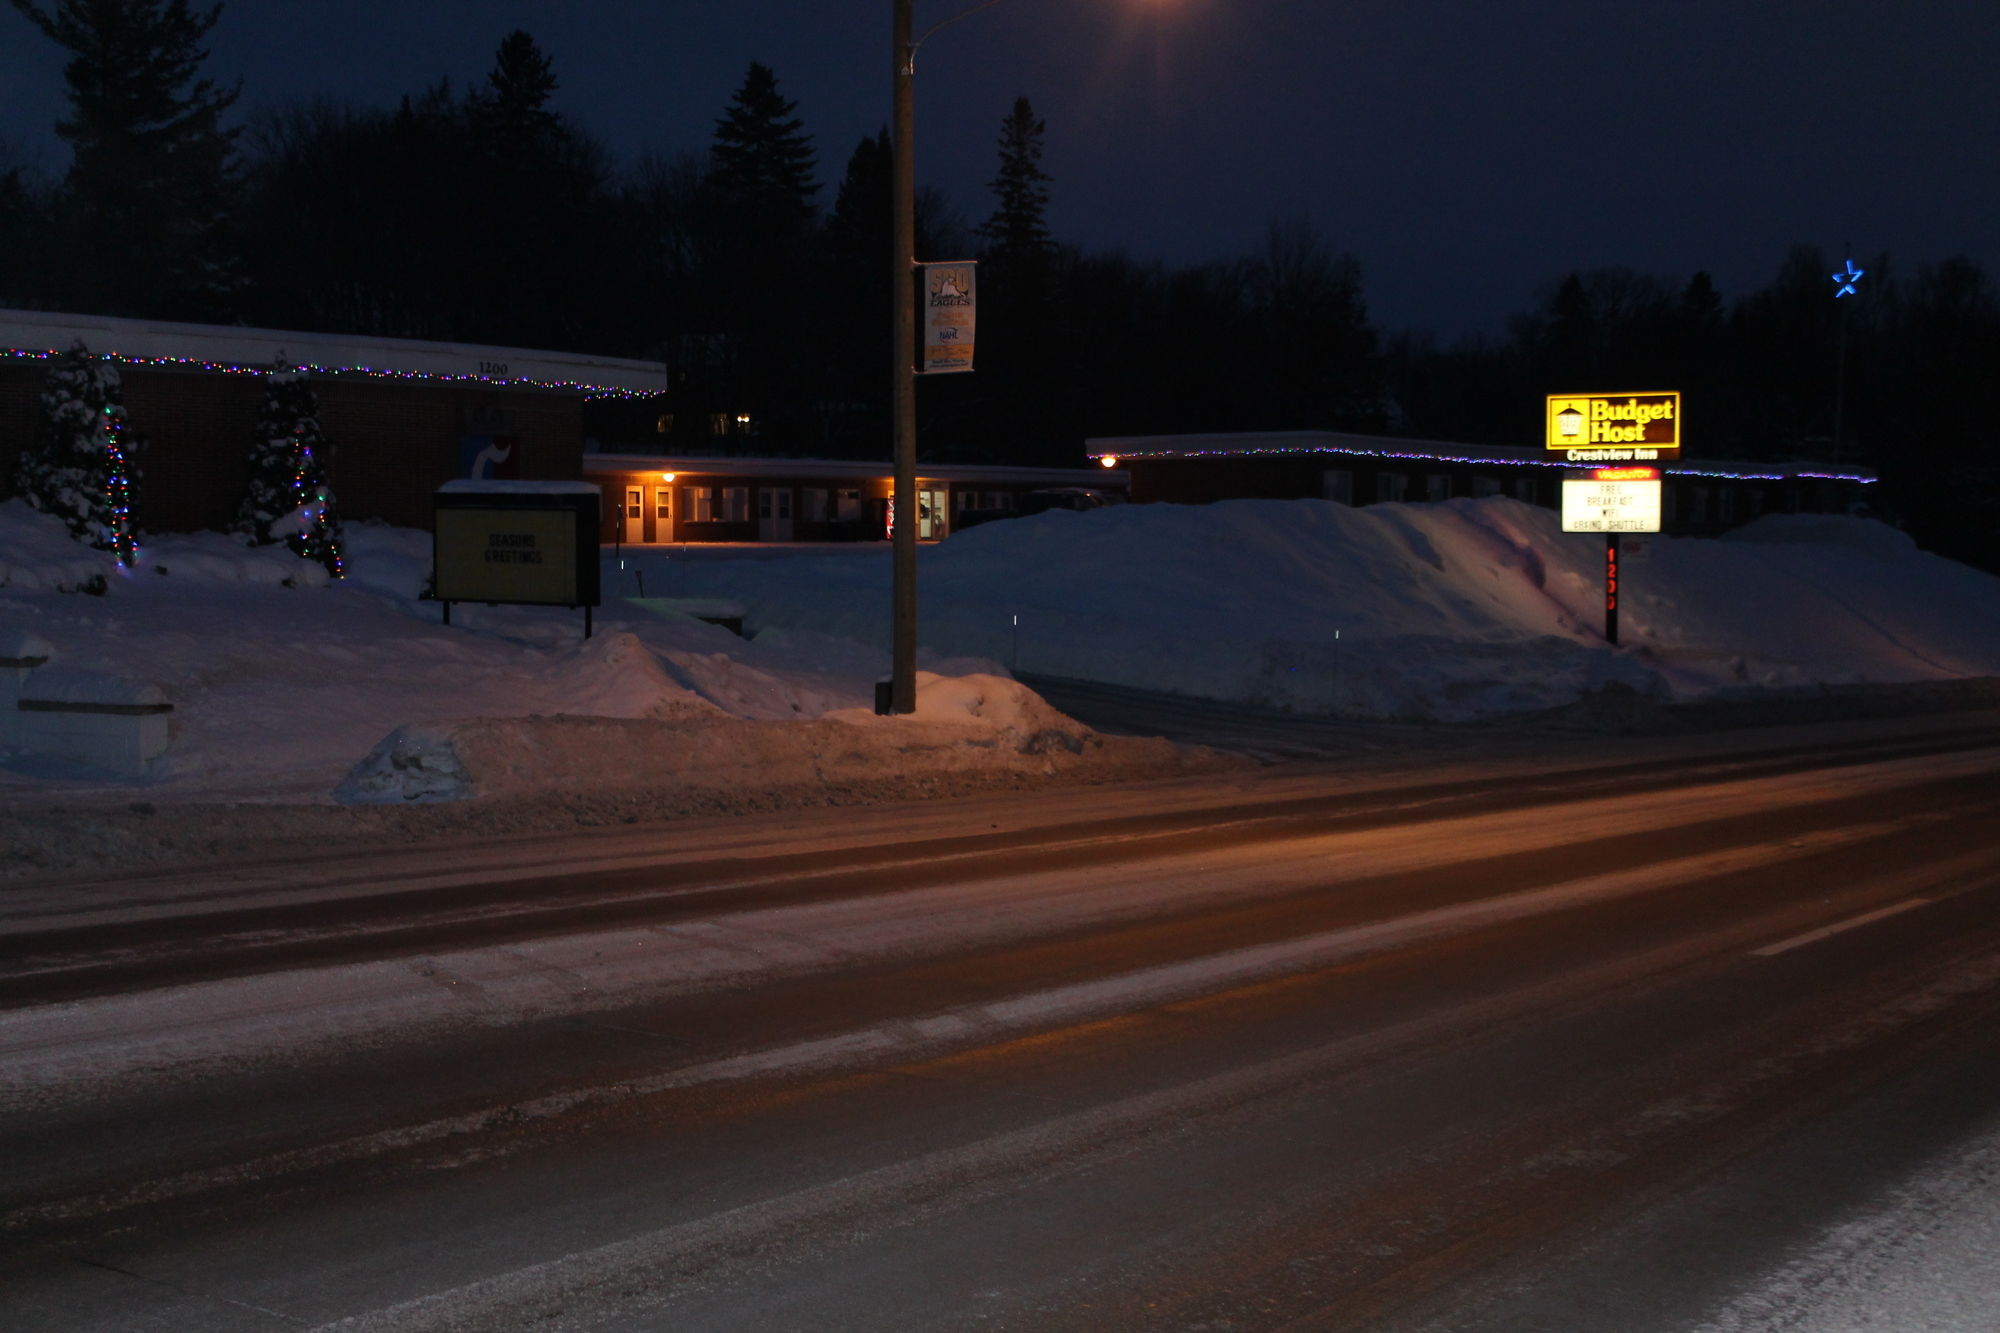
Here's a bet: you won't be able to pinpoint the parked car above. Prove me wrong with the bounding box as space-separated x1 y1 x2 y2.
1018 487 1116 515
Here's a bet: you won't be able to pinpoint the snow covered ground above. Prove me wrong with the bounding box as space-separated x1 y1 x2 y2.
6 493 2000 825
641 497 2000 721
1690 1117 2000 1333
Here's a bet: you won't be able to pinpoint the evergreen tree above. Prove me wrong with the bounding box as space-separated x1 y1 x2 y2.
818 131 893 456
236 363 343 576
475 28 559 153
15 340 139 565
976 97 1052 263
693 64 821 450
11 0 242 319
706 62 818 231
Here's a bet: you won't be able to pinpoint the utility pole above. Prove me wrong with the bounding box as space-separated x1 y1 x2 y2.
887 0 919 714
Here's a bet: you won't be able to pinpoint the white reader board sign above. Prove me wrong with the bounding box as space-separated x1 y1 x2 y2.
1562 467 1662 534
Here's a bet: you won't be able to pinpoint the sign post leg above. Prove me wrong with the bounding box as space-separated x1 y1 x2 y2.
1605 533 1620 646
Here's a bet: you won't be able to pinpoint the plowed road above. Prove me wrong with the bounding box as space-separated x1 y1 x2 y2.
5 711 2000 1331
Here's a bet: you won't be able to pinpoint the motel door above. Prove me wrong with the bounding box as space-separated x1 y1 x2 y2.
757 487 794 542
623 487 644 545
652 486 672 543
918 487 948 540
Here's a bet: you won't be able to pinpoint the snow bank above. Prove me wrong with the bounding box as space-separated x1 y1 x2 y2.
6 493 2000 821
653 498 2000 721
14 667 166 708
335 684 1182 807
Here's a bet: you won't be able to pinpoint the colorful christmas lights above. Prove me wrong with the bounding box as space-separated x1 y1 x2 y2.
1088 442 1872 486
1 344 662 400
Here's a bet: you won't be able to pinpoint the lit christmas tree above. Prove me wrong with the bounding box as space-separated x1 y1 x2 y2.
14 339 139 565
237 362 344 577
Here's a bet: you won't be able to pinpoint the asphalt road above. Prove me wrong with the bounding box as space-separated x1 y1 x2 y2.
5 712 2000 1330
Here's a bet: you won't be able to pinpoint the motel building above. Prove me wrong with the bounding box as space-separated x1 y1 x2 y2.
1086 430 1877 536
0 307 1125 544
580 452 1129 547
2 308 1866 549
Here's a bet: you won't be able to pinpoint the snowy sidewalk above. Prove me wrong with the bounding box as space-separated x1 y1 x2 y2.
1688 1120 2000 1332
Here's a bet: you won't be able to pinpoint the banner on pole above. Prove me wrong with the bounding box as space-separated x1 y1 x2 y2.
920 261 976 374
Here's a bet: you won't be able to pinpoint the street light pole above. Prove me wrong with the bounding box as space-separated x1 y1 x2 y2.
888 0 919 714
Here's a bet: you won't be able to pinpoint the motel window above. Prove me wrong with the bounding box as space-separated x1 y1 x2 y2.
1509 474 1538 503
1377 472 1408 503
722 487 749 522
685 486 715 522
654 413 674 435
1320 470 1354 506
1426 473 1451 502
984 491 1016 511
1718 487 1737 525
1472 475 1502 498
1689 486 1711 525
801 488 829 522
710 413 730 437
955 490 978 514
836 489 863 520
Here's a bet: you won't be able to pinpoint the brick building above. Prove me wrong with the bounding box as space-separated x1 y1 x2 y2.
1 307 668 534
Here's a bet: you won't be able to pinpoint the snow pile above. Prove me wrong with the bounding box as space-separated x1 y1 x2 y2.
332 671 1144 808
12 667 166 707
6 492 2000 819
0 500 1198 813
652 498 2000 721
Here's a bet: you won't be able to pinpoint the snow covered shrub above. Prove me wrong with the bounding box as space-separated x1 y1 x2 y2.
236 363 344 577
13 340 140 565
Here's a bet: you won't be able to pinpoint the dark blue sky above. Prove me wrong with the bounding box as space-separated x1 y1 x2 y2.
3 0 1995 339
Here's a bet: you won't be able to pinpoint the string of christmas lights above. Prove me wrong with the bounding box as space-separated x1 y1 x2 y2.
1090 444 1873 486
101 403 137 567
289 432 345 578
1 345 663 401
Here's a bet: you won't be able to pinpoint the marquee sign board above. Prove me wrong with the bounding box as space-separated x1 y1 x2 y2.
433 481 602 637
1547 391 1681 461
1562 467 1663 533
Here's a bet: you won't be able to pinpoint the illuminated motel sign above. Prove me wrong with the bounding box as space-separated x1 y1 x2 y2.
1547 392 1681 462
1562 467 1663 534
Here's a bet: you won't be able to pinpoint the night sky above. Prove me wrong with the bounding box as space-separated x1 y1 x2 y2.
2 0 1995 339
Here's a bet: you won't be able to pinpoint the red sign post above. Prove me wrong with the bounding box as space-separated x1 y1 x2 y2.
1605 534 1620 645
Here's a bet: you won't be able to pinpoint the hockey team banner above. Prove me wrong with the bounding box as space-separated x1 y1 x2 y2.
921 261 976 374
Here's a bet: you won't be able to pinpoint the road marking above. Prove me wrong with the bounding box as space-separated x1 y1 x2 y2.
1751 898 1934 957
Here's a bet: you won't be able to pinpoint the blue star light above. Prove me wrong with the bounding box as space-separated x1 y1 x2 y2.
1831 258 1865 298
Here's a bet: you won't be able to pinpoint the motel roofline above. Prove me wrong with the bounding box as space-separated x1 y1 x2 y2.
585 452 1131 490
1085 430 1876 485
0 306 671 399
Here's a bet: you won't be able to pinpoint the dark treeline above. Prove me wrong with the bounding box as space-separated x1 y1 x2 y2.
3 4 1996 565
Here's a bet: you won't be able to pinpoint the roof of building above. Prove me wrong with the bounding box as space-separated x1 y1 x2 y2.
585 452 1131 489
0 307 669 399
1085 430 1876 484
